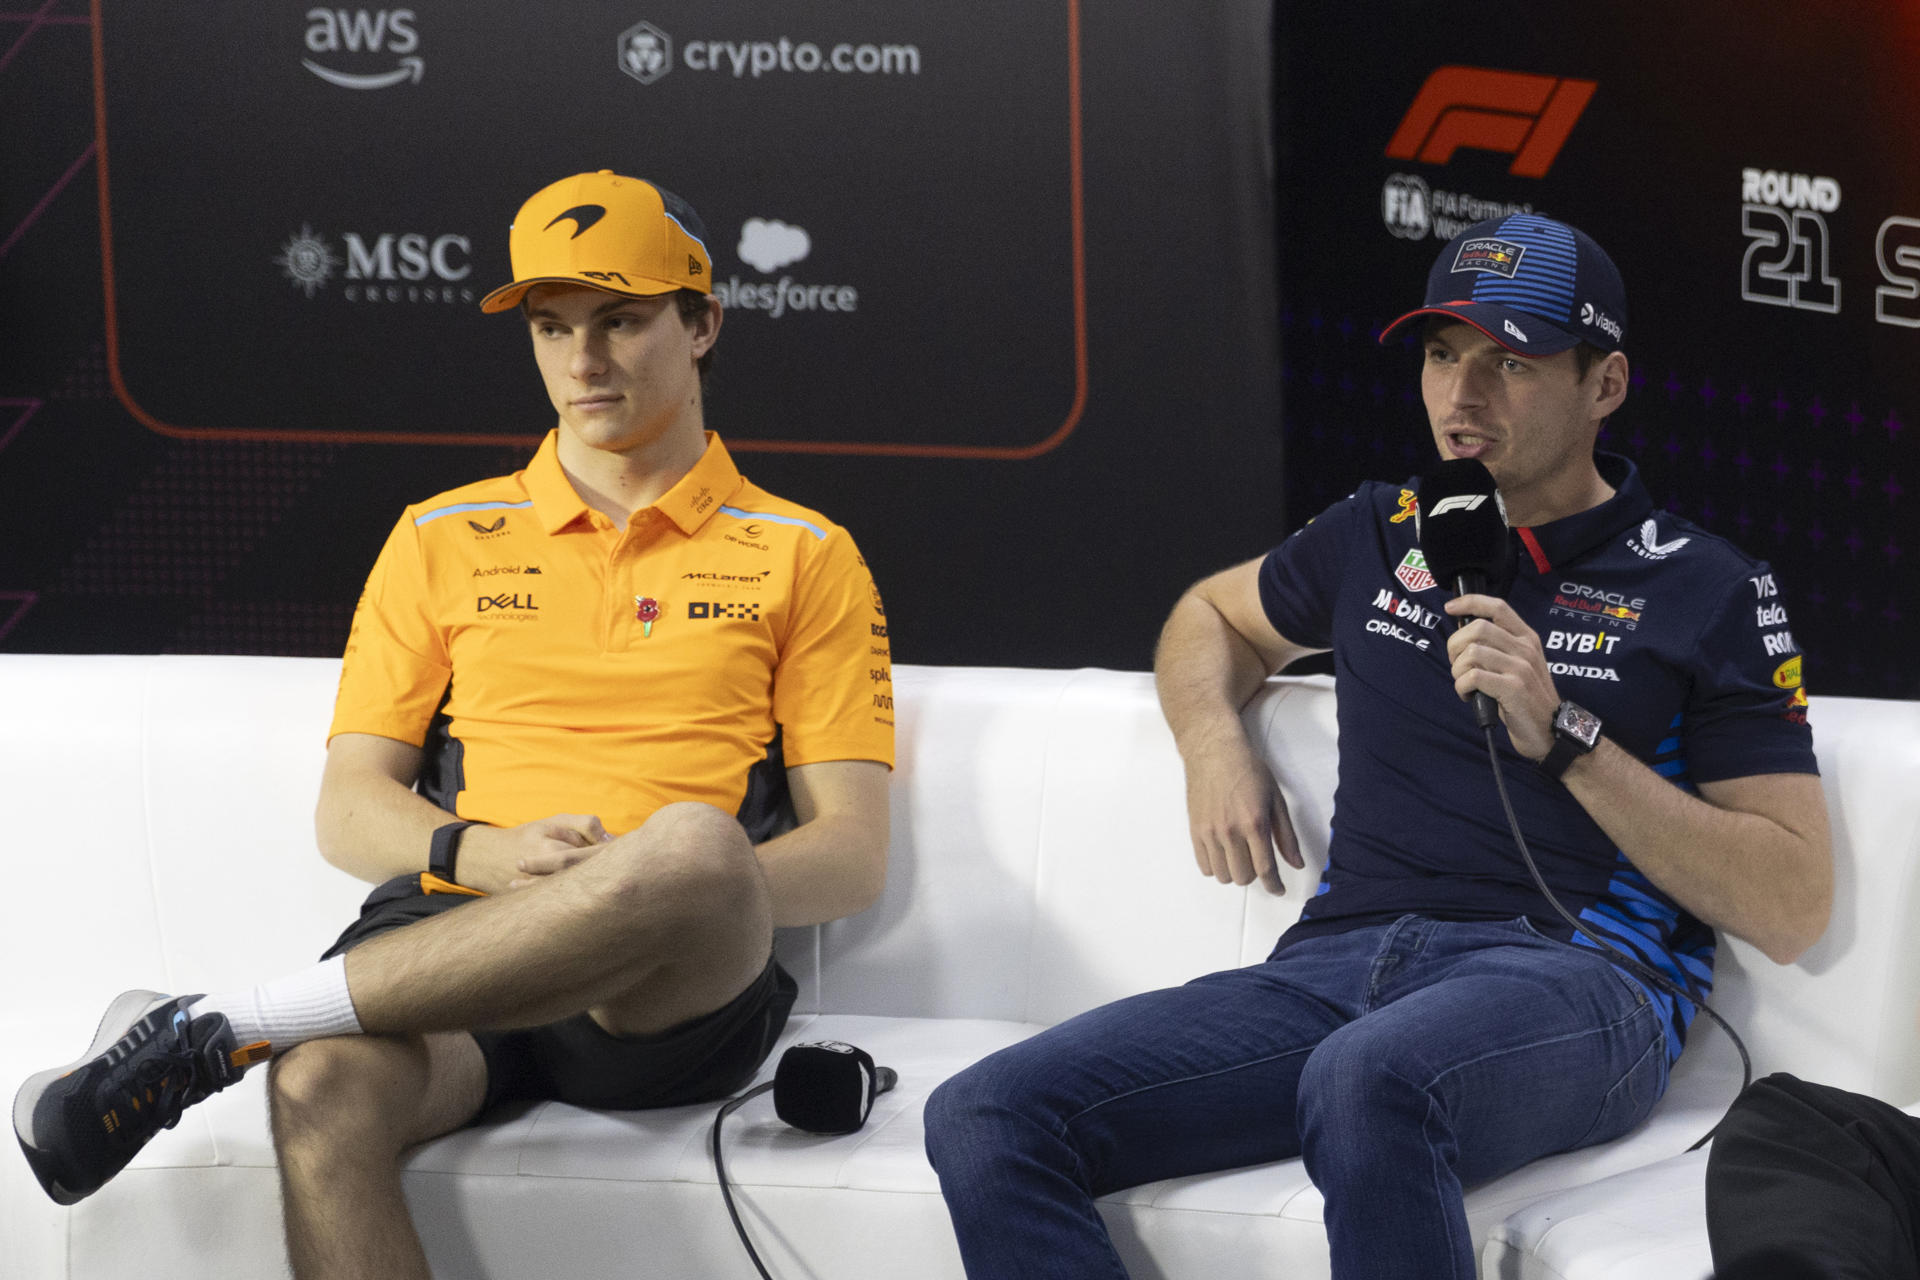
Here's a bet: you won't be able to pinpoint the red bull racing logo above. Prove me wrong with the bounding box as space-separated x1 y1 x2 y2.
1551 582 1647 631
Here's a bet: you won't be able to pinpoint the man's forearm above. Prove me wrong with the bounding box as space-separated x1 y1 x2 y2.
1558 742 1831 964
314 763 462 886
1155 592 1275 761
755 813 886 928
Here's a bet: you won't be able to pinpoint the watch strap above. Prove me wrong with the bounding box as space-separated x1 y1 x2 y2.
1540 733 1583 780
429 820 477 884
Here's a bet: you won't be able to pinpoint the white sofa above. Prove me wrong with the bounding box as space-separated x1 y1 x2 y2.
4 655 1919 1280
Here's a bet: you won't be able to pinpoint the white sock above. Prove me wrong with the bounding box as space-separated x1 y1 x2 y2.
187 954 362 1054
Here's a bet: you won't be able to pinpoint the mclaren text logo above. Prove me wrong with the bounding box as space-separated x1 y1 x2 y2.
303 9 423 90
1385 66 1597 178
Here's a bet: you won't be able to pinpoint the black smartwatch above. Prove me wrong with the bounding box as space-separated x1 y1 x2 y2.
429 820 478 884
1540 700 1602 780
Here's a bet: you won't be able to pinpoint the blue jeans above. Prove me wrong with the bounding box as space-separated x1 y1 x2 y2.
924 915 1669 1279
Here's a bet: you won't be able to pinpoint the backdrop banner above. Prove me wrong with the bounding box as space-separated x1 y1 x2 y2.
1274 2 1918 699
97 0 1083 456
0 2 1281 670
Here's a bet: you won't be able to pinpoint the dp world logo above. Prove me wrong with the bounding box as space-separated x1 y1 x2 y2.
620 22 672 84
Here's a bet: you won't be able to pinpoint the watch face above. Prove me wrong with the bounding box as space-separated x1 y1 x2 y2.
1556 701 1602 748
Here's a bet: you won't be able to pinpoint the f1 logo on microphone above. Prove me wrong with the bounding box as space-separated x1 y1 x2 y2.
1385 66 1597 178
1427 494 1490 516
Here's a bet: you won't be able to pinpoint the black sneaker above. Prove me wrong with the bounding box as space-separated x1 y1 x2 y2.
12 990 270 1205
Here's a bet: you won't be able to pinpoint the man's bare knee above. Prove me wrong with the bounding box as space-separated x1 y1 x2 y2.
269 1037 427 1155
606 802 768 930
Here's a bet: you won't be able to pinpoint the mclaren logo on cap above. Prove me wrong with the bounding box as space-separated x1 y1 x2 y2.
544 205 607 239
1504 318 1529 341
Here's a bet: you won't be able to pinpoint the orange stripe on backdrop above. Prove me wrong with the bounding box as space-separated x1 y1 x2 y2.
92 0 1089 460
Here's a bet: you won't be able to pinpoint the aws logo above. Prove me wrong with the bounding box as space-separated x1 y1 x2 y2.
303 9 424 90
1386 66 1596 178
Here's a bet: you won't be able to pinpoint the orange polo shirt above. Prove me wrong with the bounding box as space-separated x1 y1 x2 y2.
330 431 893 834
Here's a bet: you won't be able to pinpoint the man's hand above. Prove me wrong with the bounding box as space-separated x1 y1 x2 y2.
1182 734 1304 895
459 814 613 894
1444 594 1561 759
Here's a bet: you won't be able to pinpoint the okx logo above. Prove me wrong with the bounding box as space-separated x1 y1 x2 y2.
1386 66 1597 178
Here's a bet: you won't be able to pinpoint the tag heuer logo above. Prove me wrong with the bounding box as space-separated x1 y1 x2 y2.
1395 548 1437 593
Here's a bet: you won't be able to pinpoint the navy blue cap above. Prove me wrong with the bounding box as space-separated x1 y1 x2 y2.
1378 214 1627 356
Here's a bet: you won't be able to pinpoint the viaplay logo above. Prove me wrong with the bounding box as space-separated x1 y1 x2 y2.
274 224 475 304
713 218 860 319
1379 65 1594 242
302 8 423 90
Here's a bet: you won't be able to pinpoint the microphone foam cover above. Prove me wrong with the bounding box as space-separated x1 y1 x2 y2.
1416 458 1510 590
773 1041 880 1135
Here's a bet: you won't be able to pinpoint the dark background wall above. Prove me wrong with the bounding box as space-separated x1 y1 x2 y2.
2 0 1281 672
4 2 1915 701
1275 2 1920 701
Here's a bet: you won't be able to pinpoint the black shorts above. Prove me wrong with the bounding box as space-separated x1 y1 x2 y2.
321 873 797 1115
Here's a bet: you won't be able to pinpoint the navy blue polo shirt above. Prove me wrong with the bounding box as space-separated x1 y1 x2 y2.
1259 453 1816 1060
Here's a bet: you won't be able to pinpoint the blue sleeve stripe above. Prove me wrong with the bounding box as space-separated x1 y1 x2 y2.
1656 736 1682 755
414 499 534 527
1654 758 1690 778
1578 910 1689 986
719 505 826 540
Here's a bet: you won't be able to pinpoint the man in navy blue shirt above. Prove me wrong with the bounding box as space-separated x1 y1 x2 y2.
925 215 1833 1279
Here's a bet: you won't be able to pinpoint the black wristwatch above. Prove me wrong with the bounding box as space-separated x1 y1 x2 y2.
429 820 478 884
1540 700 1602 780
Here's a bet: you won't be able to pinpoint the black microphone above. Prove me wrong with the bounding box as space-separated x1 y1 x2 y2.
1415 458 1512 730
772 1041 899 1135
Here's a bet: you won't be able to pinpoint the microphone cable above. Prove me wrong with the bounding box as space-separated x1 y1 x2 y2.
711 1081 779 1280
1479 724 1749 1151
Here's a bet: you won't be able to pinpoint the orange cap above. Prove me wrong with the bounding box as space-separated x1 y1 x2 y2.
479 171 712 313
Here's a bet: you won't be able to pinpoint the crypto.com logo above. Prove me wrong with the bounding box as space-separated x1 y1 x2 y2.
1386 66 1597 178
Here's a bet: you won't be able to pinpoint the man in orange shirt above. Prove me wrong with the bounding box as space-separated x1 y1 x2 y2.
15 172 895 1280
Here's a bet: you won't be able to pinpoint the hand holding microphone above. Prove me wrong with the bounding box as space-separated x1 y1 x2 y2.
1416 459 1513 730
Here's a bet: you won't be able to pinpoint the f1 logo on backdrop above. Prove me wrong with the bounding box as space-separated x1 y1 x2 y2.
1386 66 1597 178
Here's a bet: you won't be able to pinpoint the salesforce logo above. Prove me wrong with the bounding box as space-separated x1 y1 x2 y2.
713 217 858 319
